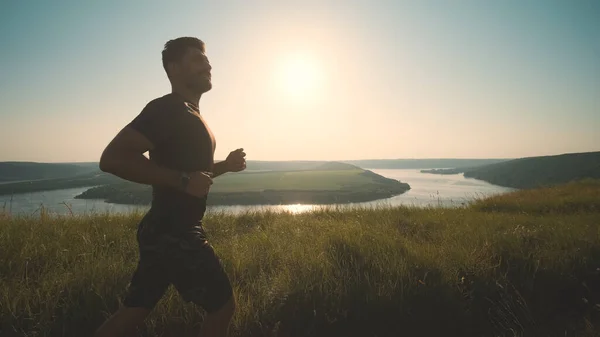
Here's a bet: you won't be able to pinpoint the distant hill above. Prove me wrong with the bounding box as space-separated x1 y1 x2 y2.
0 162 99 182
0 159 509 182
463 151 600 189
343 158 509 169
313 162 360 171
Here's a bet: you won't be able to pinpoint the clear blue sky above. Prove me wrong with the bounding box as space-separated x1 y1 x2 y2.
1 0 598 162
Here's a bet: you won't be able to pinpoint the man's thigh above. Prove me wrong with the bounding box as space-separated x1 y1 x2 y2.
123 249 171 309
170 238 234 314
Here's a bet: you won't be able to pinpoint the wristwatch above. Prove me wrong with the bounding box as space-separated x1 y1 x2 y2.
180 172 191 191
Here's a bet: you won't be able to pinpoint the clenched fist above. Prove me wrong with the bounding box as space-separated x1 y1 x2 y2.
225 148 246 172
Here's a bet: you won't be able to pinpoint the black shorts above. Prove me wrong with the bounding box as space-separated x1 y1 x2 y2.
123 217 232 313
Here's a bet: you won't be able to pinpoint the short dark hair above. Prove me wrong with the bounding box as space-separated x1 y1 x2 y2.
162 37 206 74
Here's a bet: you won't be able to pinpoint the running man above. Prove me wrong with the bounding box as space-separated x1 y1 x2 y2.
93 37 245 337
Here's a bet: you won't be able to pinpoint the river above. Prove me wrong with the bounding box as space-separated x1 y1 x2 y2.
0 169 515 217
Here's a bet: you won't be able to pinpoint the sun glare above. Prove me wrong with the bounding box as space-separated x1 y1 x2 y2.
276 54 323 98
280 204 318 214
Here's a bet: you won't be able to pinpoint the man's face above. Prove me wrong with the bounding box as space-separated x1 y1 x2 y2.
171 47 212 93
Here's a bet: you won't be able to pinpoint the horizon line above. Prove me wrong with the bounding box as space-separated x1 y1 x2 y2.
2 150 600 164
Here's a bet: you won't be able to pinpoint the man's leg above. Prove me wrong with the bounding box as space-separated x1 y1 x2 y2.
94 249 170 337
197 295 236 337
171 239 236 337
93 306 151 337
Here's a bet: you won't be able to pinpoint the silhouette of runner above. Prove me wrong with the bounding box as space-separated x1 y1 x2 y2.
93 37 246 337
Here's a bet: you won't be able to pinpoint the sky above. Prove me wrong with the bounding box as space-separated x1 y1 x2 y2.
1 0 599 162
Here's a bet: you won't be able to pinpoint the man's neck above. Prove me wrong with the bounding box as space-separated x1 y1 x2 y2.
171 86 201 107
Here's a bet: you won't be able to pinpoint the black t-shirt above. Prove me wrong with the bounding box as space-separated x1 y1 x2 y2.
127 93 215 230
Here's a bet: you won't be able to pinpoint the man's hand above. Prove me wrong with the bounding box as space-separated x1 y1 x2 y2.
185 171 213 198
211 148 247 178
225 148 247 172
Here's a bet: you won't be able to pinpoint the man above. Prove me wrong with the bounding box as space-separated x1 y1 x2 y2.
94 37 245 337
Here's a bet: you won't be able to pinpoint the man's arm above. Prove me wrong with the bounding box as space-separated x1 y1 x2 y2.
211 161 230 179
211 148 246 178
99 126 181 188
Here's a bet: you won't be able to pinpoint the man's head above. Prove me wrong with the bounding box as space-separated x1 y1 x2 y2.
162 37 212 94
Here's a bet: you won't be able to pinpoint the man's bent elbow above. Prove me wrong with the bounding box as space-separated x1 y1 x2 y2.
99 160 110 173
99 150 118 173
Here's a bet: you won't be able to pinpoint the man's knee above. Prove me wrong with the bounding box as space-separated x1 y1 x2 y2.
93 306 151 337
221 295 236 316
210 295 235 319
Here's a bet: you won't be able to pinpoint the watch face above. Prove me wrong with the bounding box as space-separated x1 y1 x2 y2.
181 173 190 188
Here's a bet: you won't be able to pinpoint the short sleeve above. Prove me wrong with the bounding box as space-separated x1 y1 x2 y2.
127 98 177 148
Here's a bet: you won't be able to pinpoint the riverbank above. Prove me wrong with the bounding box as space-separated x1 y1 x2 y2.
0 169 514 216
2 180 599 336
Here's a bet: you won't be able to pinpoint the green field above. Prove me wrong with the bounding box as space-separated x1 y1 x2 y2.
210 169 368 192
2 180 600 336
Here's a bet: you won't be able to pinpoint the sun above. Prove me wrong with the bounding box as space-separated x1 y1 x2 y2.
276 54 323 98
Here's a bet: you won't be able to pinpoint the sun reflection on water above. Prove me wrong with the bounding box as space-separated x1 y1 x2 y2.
278 204 318 214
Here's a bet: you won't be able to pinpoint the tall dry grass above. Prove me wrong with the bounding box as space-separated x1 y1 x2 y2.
1 181 600 336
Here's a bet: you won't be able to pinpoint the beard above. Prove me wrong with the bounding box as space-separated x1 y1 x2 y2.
187 75 212 94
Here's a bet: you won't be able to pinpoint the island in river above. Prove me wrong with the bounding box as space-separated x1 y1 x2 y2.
75 162 410 205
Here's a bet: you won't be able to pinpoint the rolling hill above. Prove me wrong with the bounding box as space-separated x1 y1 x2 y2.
0 162 98 182
462 151 600 189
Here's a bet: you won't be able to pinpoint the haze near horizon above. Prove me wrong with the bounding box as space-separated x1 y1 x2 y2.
1 1 598 163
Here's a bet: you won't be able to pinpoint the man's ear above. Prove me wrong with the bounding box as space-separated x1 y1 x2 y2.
167 62 178 77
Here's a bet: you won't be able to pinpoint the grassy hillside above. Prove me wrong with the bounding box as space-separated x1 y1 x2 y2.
463 151 600 189
75 164 410 205
0 162 98 182
1 180 599 336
